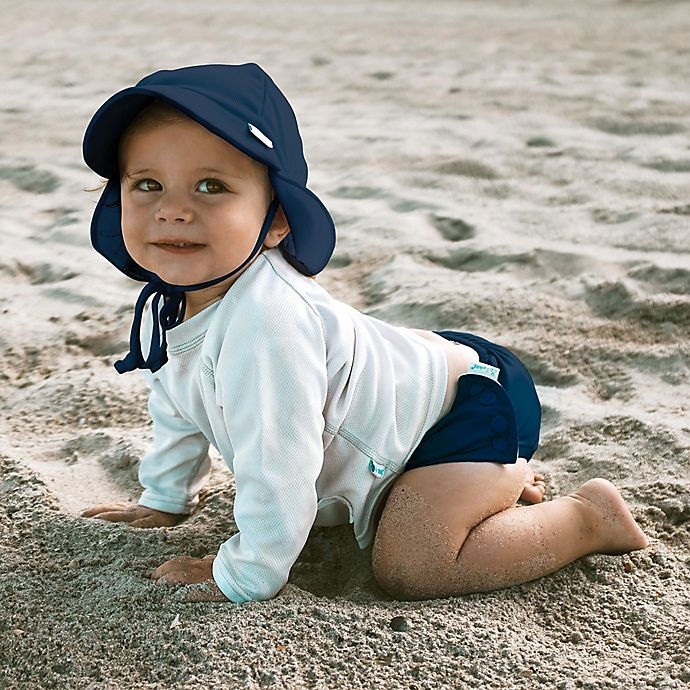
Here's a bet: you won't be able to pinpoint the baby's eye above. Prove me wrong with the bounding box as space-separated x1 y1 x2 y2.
134 179 162 192
198 179 227 194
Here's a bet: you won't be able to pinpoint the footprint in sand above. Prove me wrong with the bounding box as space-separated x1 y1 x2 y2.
627 482 690 526
368 71 395 81
584 280 690 328
508 347 579 389
436 158 499 180
588 363 635 402
30 207 84 247
327 253 353 269
0 163 60 193
425 246 604 283
332 187 441 216
64 330 129 358
590 207 639 225
571 416 686 464
364 302 460 332
587 117 685 137
657 203 690 216
424 247 533 273
0 260 78 285
387 197 438 213
429 214 475 242
526 136 557 148
641 158 690 173
626 263 690 296
20 432 145 517
331 185 385 200
5 371 148 433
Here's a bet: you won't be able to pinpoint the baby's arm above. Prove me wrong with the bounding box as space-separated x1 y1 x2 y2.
210 301 328 602
82 377 211 527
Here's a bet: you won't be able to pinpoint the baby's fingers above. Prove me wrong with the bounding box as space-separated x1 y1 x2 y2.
129 513 182 528
80 502 134 518
150 555 198 580
149 555 227 602
82 505 153 524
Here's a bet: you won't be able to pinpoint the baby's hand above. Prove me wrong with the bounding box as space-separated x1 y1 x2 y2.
80 502 186 528
151 555 228 602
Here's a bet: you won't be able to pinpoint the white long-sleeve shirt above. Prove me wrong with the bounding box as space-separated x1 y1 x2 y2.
137 247 447 602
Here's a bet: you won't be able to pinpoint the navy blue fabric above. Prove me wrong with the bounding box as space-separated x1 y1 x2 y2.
82 63 336 373
83 63 336 279
404 331 541 470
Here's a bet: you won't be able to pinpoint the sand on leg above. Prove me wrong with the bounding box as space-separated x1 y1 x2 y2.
372 462 649 600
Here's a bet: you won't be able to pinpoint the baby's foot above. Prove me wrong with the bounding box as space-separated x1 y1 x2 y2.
519 464 546 504
571 478 650 555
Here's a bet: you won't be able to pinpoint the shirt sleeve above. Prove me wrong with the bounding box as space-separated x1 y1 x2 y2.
211 300 328 603
137 376 212 515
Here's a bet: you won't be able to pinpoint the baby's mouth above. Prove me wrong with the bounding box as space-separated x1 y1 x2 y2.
153 241 205 254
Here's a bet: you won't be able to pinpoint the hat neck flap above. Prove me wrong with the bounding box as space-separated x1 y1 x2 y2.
115 198 279 374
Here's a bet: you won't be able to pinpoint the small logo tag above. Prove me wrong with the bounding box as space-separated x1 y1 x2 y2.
247 123 274 148
368 458 386 479
468 362 500 381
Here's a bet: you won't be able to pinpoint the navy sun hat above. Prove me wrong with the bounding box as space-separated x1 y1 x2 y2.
82 63 336 374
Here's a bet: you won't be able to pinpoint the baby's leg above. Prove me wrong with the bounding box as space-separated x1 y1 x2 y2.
372 462 649 600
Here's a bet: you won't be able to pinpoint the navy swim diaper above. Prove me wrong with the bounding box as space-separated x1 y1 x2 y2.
404 331 541 470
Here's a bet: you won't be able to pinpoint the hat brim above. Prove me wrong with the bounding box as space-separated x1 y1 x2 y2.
85 86 335 279
83 85 280 179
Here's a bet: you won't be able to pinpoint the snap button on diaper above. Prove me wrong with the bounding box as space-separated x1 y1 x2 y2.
470 382 484 397
492 415 508 432
480 391 497 406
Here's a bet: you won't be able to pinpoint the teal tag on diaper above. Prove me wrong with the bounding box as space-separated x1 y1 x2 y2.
468 362 500 381
368 458 386 479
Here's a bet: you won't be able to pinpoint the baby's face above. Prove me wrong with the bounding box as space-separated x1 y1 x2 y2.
119 116 274 287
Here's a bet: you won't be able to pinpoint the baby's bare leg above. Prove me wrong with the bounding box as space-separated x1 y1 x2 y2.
451 478 649 594
373 463 649 600
373 460 529 599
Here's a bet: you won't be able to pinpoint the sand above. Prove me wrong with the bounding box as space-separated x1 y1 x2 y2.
1 0 689 688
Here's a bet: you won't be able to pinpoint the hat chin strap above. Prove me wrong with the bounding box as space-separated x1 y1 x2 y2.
115 198 280 374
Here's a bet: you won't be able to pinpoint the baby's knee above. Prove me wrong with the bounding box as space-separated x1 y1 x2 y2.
372 483 457 600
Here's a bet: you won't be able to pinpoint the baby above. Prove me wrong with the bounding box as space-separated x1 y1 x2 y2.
80 63 649 603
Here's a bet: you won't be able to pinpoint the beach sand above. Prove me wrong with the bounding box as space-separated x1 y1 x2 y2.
1 1 689 687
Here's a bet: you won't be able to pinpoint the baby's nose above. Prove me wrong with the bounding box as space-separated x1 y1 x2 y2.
154 195 193 223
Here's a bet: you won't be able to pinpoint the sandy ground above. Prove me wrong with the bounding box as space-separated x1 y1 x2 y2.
1 1 689 688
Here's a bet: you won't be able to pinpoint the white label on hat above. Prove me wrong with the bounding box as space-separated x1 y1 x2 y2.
468 362 500 381
248 123 273 148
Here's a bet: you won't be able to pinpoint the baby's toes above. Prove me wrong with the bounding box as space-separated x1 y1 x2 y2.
519 484 541 504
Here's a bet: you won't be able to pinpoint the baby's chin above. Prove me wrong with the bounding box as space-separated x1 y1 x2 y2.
154 270 216 287
131 249 256 288
134 259 209 287
146 264 248 289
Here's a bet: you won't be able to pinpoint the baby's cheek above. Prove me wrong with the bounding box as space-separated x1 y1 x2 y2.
121 223 149 265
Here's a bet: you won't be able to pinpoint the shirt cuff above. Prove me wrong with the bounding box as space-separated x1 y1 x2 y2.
138 490 195 514
212 555 254 603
